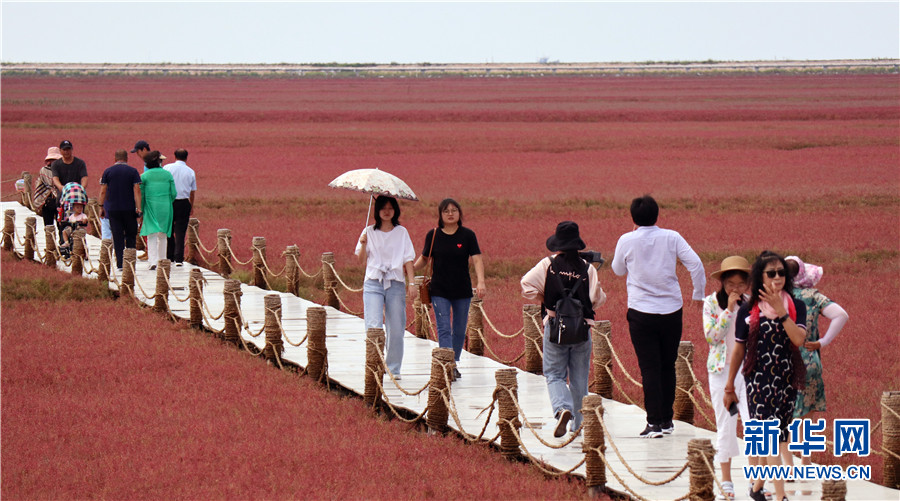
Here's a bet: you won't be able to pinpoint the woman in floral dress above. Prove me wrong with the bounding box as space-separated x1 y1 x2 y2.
780 256 849 469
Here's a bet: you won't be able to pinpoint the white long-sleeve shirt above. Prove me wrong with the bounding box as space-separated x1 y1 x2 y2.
611 225 705 314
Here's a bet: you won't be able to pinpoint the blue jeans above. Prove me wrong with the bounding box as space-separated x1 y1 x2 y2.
543 322 593 431
363 279 407 376
432 296 471 361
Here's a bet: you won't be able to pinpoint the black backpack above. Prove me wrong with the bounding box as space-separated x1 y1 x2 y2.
547 258 590 345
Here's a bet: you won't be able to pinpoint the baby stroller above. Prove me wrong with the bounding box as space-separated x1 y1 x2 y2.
58 182 88 258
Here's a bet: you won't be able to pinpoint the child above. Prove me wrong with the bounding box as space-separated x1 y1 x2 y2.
59 202 89 257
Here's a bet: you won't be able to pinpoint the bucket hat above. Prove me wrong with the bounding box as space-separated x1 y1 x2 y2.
45 147 63 161
546 221 586 252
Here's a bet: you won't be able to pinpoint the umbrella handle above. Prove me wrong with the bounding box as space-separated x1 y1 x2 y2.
364 195 373 231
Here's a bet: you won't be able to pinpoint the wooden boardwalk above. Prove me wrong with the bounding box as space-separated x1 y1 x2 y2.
3 201 896 500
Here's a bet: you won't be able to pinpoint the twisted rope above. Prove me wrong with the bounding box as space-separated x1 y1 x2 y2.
334 290 363 316
292 254 322 279
223 239 254 266
324 261 364 293
367 368 430 424
188 224 218 255
475 301 525 339
608 337 644 388
160 272 192 302
472 327 526 365
593 406 690 486
500 387 583 449
257 251 288 277
504 423 587 476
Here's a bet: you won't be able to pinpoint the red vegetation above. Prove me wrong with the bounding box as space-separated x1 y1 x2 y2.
2 73 897 484
0 254 587 499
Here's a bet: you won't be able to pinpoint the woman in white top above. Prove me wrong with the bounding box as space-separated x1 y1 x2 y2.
704 256 768 501
356 195 417 378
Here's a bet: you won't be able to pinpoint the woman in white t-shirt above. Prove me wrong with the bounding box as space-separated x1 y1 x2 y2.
355 195 417 379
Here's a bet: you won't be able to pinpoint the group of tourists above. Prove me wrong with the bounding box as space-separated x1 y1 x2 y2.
31 140 197 271
356 193 847 501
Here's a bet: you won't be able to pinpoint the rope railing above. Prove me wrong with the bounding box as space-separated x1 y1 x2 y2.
324 261 364 293
5 199 899 495
474 301 525 339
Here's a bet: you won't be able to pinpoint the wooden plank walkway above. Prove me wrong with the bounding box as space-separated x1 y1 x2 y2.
3 201 896 500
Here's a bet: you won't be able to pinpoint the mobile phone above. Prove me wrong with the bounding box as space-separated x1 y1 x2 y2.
728 401 739 416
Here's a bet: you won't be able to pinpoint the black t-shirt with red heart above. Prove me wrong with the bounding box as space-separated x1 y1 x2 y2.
422 226 481 299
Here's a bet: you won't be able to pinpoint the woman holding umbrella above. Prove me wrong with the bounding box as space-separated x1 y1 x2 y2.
355 195 417 379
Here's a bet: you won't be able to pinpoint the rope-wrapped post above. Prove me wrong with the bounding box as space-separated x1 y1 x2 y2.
687 438 716 501
466 296 484 356
821 480 847 501
426 347 455 433
413 276 427 339
883 391 900 488
523 304 543 374
86 198 101 238
364 327 386 408
22 171 34 210
495 368 521 458
186 218 200 265
263 294 284 362
98 239 113 282
135 232 145 252
43 225 58 267
582 394 606 494
222 279 243 344
217 229 233 277
188 268 204 329
23 216 36 261
2 209 15 252
252 236 267 289
590 320 613 398
283 245 301 296
307 306 328 383
321 252 339 309
675 340 695 423
70 229 87 277
153 259 172 312
121 248 137 297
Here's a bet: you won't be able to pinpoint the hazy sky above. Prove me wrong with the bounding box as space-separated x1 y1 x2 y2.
2 2 898 64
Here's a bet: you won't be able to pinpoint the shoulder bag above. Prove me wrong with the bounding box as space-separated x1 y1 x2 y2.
420 228 437 304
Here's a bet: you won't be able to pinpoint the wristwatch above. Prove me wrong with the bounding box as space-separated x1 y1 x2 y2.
776 314 790 324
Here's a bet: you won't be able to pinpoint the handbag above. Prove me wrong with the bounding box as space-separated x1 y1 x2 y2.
420 228 437 304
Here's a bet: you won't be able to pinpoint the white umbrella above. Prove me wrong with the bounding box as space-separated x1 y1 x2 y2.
328 168 419 228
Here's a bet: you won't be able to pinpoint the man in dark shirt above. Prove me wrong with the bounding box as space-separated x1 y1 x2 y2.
51 140 88 194
99 149 142 270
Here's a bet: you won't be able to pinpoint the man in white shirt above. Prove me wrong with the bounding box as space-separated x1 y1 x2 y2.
164 148 197 266
611 195 706 439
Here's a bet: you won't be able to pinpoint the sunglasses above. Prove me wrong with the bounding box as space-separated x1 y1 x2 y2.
765 268 787 279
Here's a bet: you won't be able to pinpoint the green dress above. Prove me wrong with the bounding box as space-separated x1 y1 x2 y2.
139 168 176 237
792 287 833 418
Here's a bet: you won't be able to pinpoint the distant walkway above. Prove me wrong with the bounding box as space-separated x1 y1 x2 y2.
2 60 898 77
3 201 896 501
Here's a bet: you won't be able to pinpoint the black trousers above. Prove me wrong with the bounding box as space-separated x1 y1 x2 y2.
40 197 58 228
626 308 683 426
107 210 138 269
166 199 192 263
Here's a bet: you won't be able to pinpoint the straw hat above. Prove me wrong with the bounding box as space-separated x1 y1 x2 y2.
710 255 751 280
45 147 62 161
